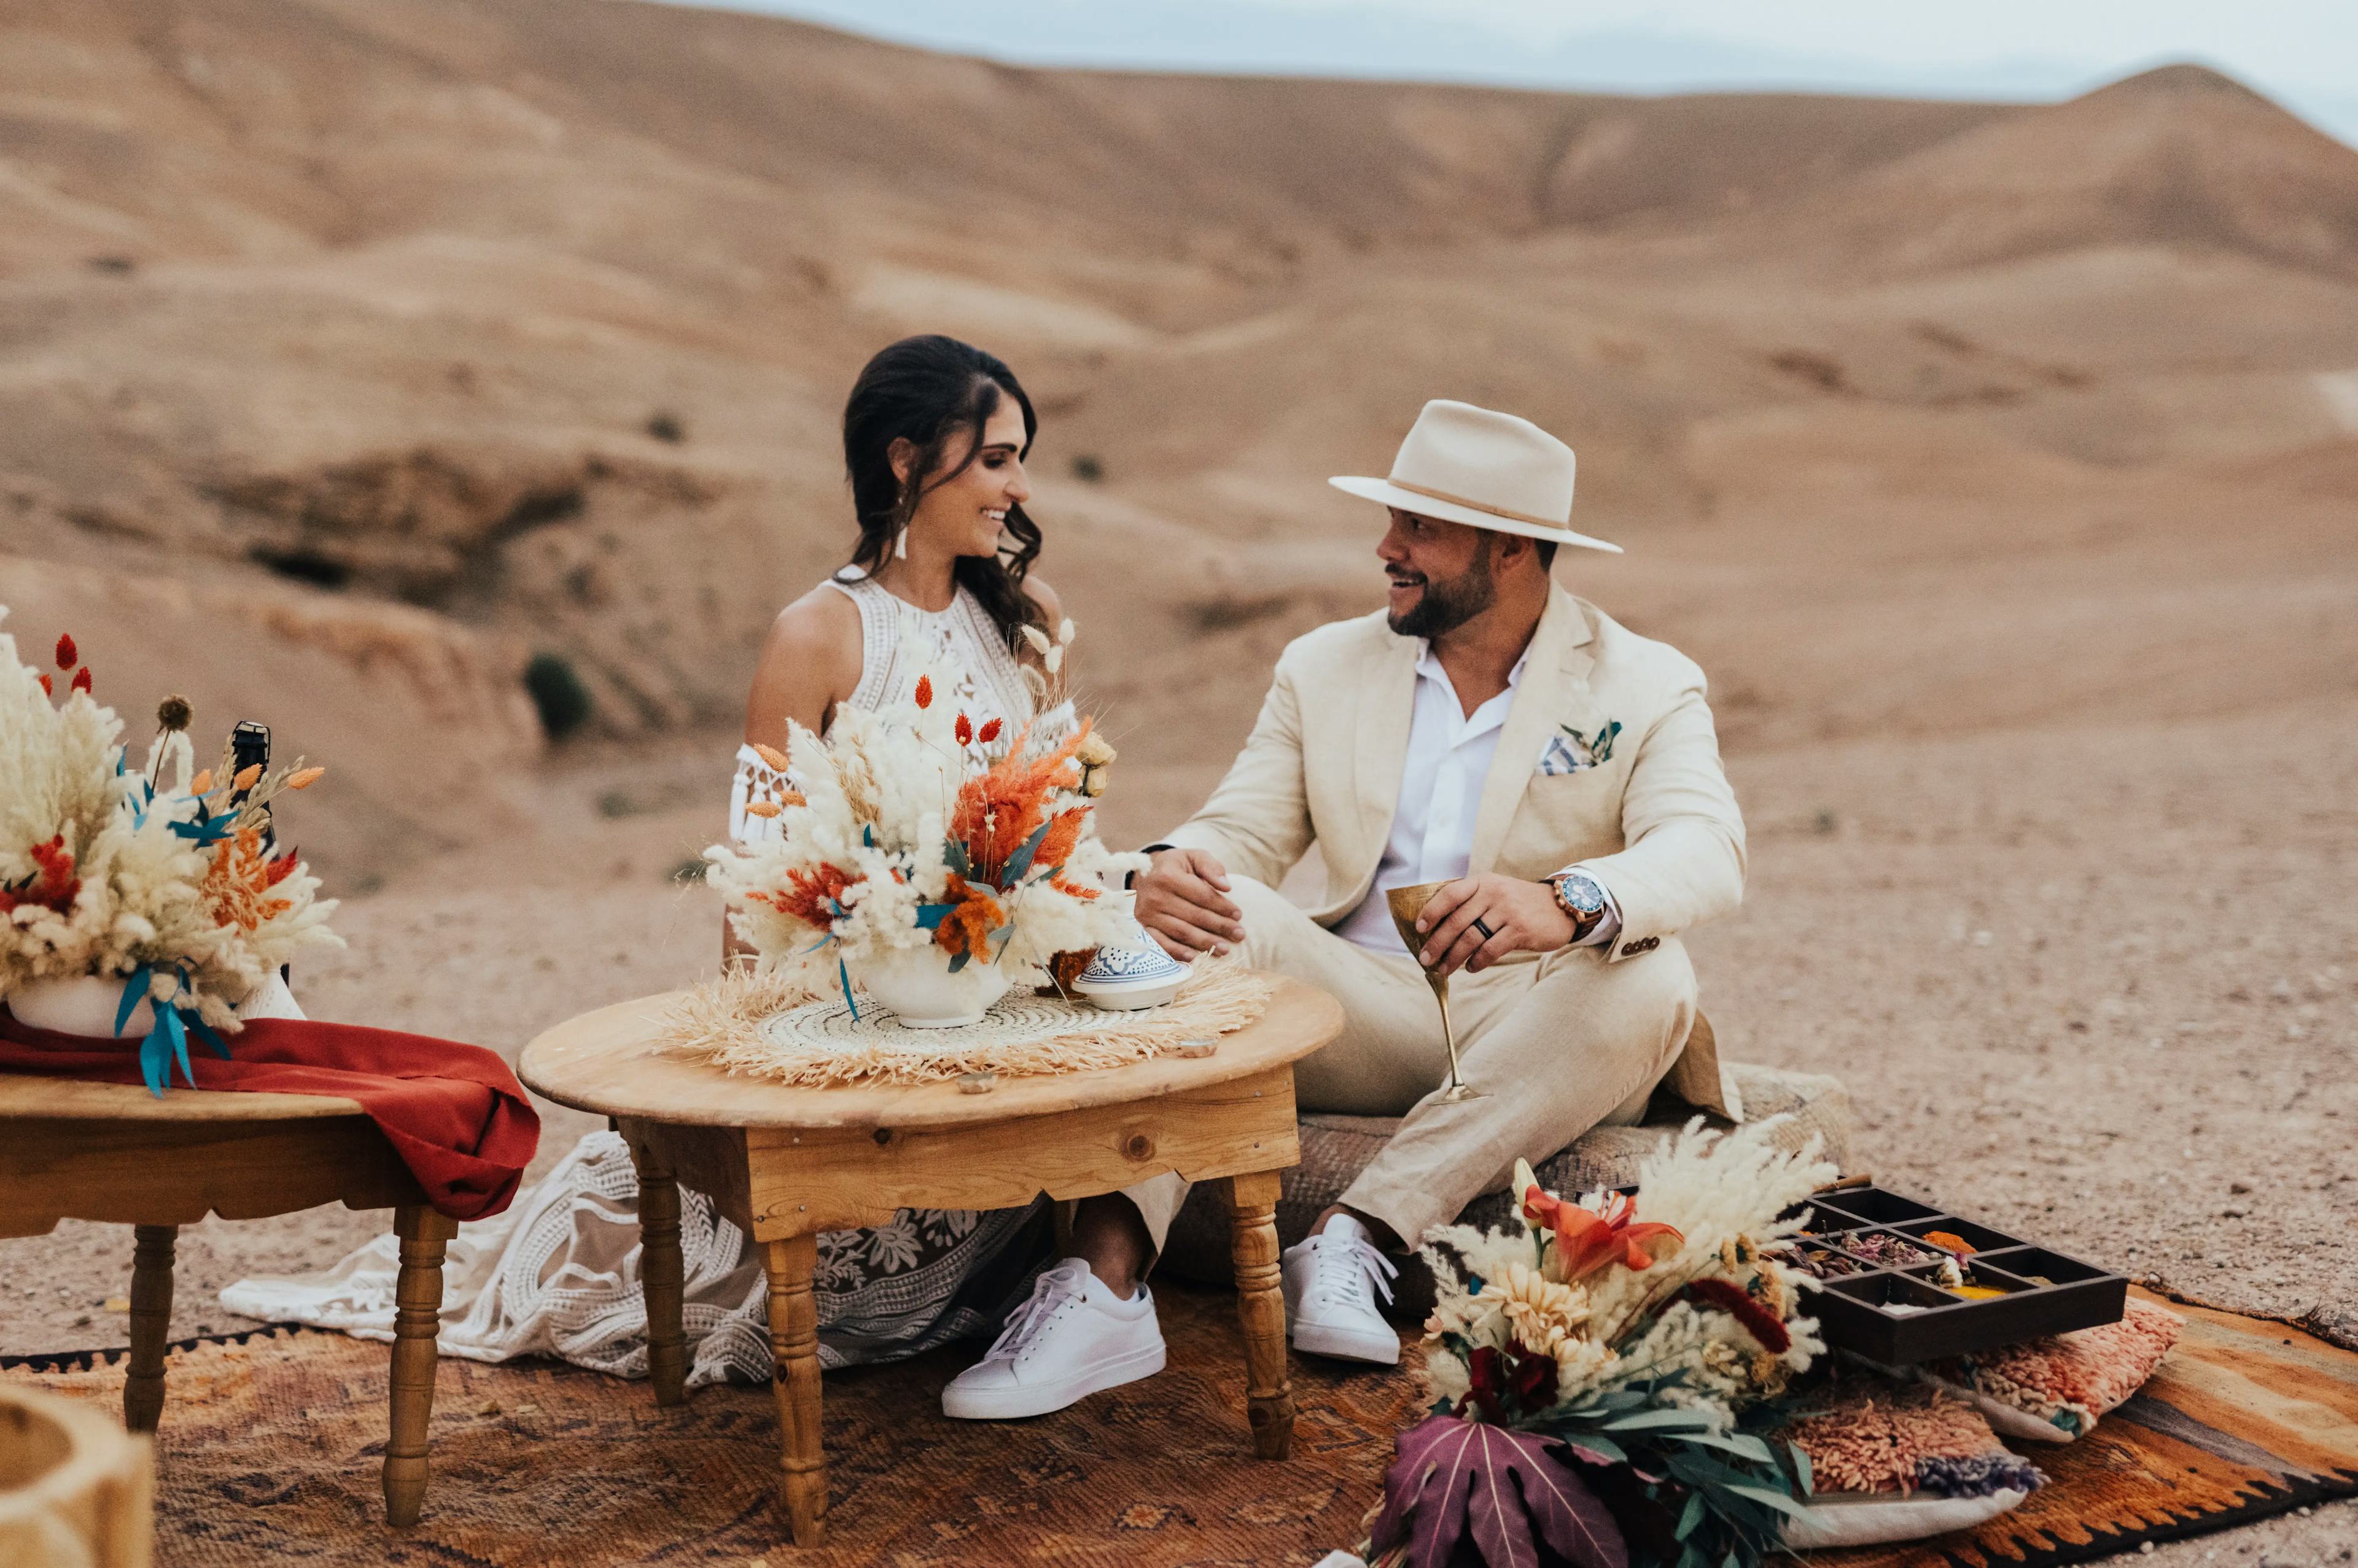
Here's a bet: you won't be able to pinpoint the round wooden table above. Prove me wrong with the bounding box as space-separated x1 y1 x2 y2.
518 973 1343 1548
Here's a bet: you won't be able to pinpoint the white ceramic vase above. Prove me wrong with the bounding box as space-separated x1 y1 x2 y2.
848 944 1011 1029
5 974 153 1039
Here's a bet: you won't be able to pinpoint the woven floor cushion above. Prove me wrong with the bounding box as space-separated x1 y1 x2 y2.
1158 1062 1852 1323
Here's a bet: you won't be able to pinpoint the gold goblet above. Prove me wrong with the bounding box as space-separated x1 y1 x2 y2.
1387 881 1484 1103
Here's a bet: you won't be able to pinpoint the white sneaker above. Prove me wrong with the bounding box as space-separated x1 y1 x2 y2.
940 1258 1166 1419
1282 1213 1401 1364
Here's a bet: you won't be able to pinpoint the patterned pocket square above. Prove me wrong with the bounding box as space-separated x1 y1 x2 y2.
1536 721 1621 777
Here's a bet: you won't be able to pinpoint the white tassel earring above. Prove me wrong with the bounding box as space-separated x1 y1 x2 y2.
894 524 909 559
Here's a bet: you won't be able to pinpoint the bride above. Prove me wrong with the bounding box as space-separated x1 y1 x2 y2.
225 335 1074 1383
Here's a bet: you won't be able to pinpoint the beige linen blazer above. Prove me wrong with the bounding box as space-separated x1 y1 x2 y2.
1164 584 1745 1116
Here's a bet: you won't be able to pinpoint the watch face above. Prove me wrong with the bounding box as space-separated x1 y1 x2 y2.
1557 875 1605 915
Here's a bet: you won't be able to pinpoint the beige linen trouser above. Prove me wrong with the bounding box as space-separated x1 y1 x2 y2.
1123 875 1698 1252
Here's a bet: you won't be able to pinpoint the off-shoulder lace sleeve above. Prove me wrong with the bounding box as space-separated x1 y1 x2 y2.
730 743 790 844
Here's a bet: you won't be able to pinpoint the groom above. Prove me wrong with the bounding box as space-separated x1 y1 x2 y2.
941 398 1746 1418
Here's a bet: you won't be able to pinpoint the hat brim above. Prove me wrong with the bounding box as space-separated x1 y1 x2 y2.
1328 476 1622 554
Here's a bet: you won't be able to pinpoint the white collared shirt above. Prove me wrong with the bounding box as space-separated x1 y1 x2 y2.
1333 642 1619 954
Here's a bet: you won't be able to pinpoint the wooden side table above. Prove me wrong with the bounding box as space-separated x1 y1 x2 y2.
0 1076 457 1527
519 974 1344 1548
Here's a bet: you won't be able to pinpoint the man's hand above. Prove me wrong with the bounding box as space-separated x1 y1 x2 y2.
1414 873 1576 977
1134 847 1245 960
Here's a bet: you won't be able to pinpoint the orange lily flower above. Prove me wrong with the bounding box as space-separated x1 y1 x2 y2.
1514 1158 1683 1280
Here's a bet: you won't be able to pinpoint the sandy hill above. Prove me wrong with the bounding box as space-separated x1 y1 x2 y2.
0 0 2354 875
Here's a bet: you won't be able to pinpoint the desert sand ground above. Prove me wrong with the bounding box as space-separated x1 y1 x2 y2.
3 0 2356 1558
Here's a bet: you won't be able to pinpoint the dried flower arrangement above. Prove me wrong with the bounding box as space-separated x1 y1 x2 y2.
702 627 1145 1004
1363 1119 1839 1568
0 610 340 1090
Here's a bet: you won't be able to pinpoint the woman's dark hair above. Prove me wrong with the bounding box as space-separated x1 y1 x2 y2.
842 335 1044 651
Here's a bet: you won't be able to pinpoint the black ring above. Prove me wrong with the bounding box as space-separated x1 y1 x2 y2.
1471 916 1496 941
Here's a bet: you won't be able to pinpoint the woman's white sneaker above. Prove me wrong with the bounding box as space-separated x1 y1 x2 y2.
940 1258 1165 1419
1282 1213 1401 1364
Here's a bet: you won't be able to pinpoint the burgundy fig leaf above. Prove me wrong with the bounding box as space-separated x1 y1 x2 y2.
1373 1415 1628 1568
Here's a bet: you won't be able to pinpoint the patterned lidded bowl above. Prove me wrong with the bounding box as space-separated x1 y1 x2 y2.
1072 906 1188 1011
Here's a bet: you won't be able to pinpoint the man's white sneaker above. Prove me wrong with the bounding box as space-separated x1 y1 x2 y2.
940 1258 1165 1419
1282 1213 1401 1364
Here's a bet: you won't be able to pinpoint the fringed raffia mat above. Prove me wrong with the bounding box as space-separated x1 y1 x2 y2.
661 961 1274 1087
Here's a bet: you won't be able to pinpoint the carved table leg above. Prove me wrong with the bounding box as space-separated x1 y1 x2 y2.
636 1163 688 1407
763 1235 827 1545
124 1224 177 1434
384 1205 456 1527
1226 1170 1295 1459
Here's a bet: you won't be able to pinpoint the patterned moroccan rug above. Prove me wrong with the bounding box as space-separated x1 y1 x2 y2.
2 1286 2351 1566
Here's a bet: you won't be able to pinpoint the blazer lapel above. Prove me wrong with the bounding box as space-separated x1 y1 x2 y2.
1346 632 1422 882
1469 588 1595 873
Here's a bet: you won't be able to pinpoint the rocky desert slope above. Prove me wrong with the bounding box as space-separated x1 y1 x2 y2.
1 4 2355 1552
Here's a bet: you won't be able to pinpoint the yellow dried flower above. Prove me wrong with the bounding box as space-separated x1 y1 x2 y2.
1477 1262 1590 1356
744 801 782 819
752 742 791 773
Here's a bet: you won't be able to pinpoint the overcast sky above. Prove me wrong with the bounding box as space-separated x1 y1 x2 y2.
692 0 2358 146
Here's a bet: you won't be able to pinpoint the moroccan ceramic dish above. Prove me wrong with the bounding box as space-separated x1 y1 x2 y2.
1791 1186 2127 1365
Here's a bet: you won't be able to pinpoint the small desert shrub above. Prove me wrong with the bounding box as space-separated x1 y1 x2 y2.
1070 453 1104 483
525 651 593 740
646 410 687 443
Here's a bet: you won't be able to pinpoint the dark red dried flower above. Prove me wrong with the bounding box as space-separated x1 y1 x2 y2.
54 634 75 670
1679 1276 1792 1354
37 673 52 696
955 713 973 747
913 675 933 710
978 717 1002 743
69 667 91 696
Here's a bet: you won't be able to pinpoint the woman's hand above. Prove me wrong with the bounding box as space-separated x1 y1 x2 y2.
1414 874 1576 977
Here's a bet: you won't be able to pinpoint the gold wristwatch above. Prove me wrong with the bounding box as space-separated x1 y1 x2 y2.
1547 871 1609 941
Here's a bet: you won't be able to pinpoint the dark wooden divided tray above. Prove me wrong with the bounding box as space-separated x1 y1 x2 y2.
1792 1184 2128 1364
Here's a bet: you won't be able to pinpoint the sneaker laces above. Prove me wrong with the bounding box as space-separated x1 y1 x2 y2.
1311 1230 1397 1312
983 1260 1089 1362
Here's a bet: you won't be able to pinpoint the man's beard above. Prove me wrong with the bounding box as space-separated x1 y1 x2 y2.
1387 537 1496 638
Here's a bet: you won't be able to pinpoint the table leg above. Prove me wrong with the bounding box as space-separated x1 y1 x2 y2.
762 1235 827 1545
124 1224 177 1434
635 1162 689 1407
384 1205 456 1527
1226 1170 1295 1459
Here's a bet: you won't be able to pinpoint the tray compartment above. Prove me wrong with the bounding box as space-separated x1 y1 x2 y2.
1892 1217 2028 1256
1808 1187 1944 1227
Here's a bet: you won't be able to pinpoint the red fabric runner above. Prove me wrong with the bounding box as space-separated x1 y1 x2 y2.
0 1014 540 1221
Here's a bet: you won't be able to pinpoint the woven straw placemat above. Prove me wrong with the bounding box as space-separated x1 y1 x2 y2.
663 960 1272 1087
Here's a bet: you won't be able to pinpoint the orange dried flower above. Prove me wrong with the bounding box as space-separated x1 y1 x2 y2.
751 862 858 929
932 873 1006 961
189 769 214 796
978 717 1002 744
914 675 933 710
232 763 262 791
37 673 50 696
949 720 1091 886
203 828 295 932
955 713 973 747
744 801 782 819
752 742 791 773
69 667 91 695
286 767 325 790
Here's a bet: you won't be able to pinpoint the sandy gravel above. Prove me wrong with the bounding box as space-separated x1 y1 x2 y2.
6 693 2352 1556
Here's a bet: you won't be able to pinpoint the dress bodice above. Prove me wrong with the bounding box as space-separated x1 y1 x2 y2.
729 572 1034 842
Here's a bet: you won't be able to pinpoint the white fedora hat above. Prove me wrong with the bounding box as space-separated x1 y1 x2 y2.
1329 399 1620 554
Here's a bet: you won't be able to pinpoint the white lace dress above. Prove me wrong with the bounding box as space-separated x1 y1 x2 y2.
222 575 1052 1384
